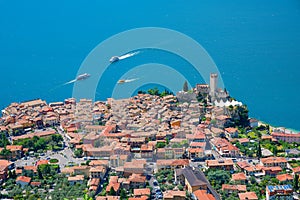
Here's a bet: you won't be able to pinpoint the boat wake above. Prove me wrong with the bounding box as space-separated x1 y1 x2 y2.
63 79 76 85
124 78 139 83
118 51 140 60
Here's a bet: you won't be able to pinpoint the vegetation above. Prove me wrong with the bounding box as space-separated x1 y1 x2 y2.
49 158 59 164
155 169 175 191
183 81 188 92
0 132 10 147
156 142 166 148
14 134 63 152
294 174 299 191
235 141 259 158
74 148 83 158
205 169 230 190
0 148 12 160
138 87 174 97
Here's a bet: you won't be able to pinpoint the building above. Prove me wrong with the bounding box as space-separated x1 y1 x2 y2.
0 160 13 181
231 172 247 184
110 155 128 168
222 184 247 194
124 160 146 177
193 189 217 200
188 148 205 161
175 166 220 200
211 137 240 157
271 132 300 143
89 166 107 179
260 157 287 169
266 185 293 200
238 192 258 200
128 173 146 189
276 174 293 183
16 176 31 187
68 175 85 185
163 190 186 200
206 159 234 171
133 188 150 198
249 118 259 128
209 73 218 99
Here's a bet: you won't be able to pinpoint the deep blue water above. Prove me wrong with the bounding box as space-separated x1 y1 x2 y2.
0 1 300 130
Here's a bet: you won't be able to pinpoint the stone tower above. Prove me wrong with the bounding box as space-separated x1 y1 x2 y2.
210 73 218 98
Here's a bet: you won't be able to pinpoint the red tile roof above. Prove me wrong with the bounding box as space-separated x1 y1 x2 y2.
276 174 293 182
193 189 215 200
16 176 31 183
133 188 150 196
232 172 247 181
238 192 258 200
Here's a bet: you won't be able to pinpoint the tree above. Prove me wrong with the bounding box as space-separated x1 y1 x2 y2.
272 146 278 156
74 149 83 158
183 81 188 92
207 169 230 190
0 148 12 160
294 174 299 191
109 187 116 195
52 134 63 143
148 87 160 96
257 141 262 159
120 189 127 199
37 166 43 179
0 133 10 147
156 142 166 148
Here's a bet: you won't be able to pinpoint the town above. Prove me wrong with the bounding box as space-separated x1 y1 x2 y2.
0 73 299 200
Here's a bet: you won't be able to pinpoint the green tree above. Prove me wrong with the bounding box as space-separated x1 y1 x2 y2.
0 148 12 160
178 184 184 191
52 134 63 143
120 189 127 199
0 133 10 147
109 187 116 195
74 148 83 158
183 81 188 92
207 169 230 190
156 142 166 148
272 146 278 156
257 141 262 159
148 87 160 96
294 174 299 191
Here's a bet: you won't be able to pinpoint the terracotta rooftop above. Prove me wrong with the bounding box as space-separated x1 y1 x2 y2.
260 157 287 164
193 189 216 200
222 184 247 192
133 188 150 196
68 175 85 181
163 190 186 199
276 174 293 182
293 166 300 173
238 192 258 200
232 172 247 181
36 160 48 166
16 175 31 183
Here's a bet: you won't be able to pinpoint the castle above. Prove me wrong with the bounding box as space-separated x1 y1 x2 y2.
195 73 229 102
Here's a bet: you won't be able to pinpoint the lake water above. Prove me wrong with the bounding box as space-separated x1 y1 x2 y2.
0 0 299 130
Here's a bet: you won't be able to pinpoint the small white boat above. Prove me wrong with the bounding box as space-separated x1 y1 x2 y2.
109 56 119 63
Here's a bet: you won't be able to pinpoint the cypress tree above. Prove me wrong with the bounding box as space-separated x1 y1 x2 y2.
183 81 188 92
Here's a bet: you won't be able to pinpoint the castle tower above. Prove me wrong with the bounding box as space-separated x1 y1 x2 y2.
210 73 218 98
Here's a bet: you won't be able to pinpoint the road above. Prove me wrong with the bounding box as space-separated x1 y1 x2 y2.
15 127 84 169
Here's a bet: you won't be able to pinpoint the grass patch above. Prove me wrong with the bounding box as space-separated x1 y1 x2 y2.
49 158 59 164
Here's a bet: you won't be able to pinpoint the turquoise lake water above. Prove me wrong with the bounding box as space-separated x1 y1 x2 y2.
0 0 299 130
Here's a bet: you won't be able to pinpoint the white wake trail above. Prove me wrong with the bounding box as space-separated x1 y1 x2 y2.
118 51 140 60
124 78 139 83
63 79 77 85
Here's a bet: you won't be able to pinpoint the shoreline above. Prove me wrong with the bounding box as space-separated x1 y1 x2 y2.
258 120 299 134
